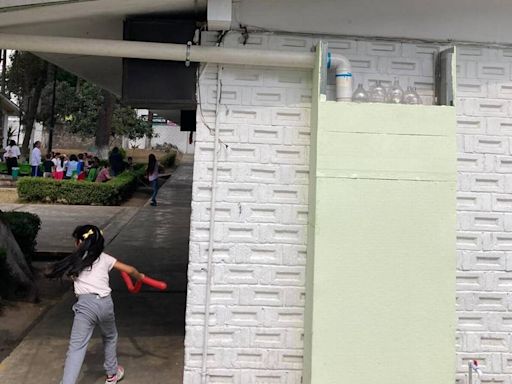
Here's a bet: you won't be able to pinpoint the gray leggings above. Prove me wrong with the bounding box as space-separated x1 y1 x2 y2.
62 294 118 384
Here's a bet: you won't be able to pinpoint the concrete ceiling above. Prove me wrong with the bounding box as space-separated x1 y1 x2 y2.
0 0 207 96
1 0 512 118
236 0 512 46
0 0 206 27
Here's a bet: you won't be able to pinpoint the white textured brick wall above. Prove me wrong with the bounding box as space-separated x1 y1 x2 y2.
456 46 512 384
185 32 439 383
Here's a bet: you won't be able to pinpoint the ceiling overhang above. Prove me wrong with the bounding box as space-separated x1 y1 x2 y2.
0 0 511 120
0 0 206 27
0 0 207 97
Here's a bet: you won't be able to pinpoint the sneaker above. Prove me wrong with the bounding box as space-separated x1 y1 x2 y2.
105 365 124 383
150 201 157 206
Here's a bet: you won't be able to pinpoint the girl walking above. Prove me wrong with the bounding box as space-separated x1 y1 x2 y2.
146 154 159 206
47 224 144 384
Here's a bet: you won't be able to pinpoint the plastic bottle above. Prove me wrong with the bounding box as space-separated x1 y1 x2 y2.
369 80 387 103
352 83 369 103
402 86 422 105
386 78 404 104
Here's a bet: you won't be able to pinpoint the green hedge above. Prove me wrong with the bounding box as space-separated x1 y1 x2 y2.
0 212 41 263
161 152 177 168
17 168 145 205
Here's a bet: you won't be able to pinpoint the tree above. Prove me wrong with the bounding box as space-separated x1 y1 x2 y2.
7 54 152 158
113 104 154 141
38 68 78 129
6 51 48 157
59 81 152 158
96 89 114 159
0 216 38 302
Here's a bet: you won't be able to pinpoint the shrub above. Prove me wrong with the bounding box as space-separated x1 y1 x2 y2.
161 152 177 168
17 168 145 206
0 212 41 263
0 162 32 175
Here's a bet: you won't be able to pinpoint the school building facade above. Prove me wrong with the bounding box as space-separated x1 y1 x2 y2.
0 1 511 383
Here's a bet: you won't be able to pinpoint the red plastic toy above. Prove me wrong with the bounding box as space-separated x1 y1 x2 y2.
121 271 167 293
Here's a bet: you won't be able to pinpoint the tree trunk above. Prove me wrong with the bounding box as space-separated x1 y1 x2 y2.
21 63 48 157
95 89 114 159
0 217 38 301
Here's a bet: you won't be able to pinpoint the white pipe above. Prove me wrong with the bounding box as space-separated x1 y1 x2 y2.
0 32 314 69
201 64 223 384
0 33 352 101
328 52 353 101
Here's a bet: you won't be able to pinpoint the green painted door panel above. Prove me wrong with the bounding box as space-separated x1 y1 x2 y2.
305 83 456 384
311 178 455 384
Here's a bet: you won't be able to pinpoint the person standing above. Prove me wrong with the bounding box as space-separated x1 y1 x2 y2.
43 153 55 178
53 154 66 179
65 154 79 179
146 154 159 206
30 141 42 177
109 147 125 177
77 153 85 173
3 140 21 176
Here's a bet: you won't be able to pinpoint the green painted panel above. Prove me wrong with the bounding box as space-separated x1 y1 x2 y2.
305 92 456 384
310 178 456 384
319 102 454 136
317 131 455 180
316 102 456 181
304 40 324 384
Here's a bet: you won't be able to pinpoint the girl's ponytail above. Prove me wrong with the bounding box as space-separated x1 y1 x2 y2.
46 225 105 279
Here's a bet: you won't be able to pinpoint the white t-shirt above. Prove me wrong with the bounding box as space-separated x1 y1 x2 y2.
74 252 117 297
53 158 65 172
149 161 159 182
4 145 20 159
30 147 41 166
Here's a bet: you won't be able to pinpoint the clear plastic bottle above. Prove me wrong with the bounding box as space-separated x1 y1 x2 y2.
386 78 404 104
402 86 422 105
352 83 369 103
369 80 387 103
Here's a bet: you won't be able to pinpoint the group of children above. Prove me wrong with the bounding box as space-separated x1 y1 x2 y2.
40 152 134 182
43 152 88 179
3 141 161 204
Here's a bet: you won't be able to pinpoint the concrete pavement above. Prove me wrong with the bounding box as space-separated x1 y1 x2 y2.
0 160 192 383
0 204 140 254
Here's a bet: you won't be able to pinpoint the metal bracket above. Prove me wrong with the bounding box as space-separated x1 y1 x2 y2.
185 41 192 67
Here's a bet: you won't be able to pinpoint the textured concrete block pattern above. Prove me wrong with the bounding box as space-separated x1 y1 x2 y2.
457 46 512 381
185 32 441 383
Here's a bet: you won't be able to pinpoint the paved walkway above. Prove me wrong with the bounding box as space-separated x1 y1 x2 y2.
0 161 193 383
0 204 140 254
